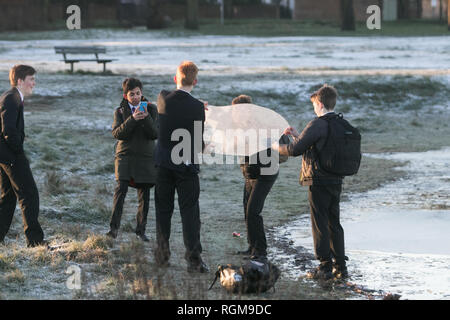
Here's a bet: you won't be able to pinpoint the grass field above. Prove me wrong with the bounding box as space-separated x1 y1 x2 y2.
0 21 448 300
0 69 448 299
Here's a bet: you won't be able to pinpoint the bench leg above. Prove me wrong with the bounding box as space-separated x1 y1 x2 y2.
103 62 106 73
70 62 74 73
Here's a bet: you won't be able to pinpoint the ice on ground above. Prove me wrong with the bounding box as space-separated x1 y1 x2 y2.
277 147 450 300
0 33 449 74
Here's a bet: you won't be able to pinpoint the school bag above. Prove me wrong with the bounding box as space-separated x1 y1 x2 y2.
209 259 281 294
316 113 361 176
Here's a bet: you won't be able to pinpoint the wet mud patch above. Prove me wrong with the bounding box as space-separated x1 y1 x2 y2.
275 148 450 299
267 230 391 300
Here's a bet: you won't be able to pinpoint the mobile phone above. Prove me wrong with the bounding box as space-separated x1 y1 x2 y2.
139 101 147 112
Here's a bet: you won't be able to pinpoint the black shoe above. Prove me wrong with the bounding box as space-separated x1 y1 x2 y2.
136 233 150 242
27 240 49 248
40 240 59 251
187 259 210 273
332 264 349 279
235 248 252 256
306 266 333 280
106 229 118 239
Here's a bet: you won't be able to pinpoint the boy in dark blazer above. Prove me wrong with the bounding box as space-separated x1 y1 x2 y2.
274 84 348 280
0 65 45 247
233 95 290 262
154 61 209 273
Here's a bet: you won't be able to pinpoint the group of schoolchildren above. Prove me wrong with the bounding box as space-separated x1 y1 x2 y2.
0 62 348 280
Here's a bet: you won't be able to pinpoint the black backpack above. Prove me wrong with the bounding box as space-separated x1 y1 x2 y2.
209 260 281 294
316 113 361 176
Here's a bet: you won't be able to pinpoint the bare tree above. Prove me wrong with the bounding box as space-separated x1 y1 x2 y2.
397 0 410 19
416 0 423 18
224 0 233 19
272 0 282 19
146 0 166 29
340 0 355 31
185 0 199 30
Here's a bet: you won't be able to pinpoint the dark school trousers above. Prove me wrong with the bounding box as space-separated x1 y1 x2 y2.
154 166 202 264
308 184 345 265
109 180 153 236
243 173 278 256
0 155 44 246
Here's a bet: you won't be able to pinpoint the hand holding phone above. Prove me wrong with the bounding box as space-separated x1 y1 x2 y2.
139 101 148 112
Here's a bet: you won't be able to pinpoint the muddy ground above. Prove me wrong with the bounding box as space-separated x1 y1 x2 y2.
0 70 449 300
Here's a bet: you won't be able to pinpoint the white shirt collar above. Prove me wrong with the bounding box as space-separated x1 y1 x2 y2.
128 102 139 110
16 87 24 102
177 88 192 96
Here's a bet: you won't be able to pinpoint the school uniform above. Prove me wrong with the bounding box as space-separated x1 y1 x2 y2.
0 87 44 247
287 112 346 269
108 97 158 238
154 89 206 269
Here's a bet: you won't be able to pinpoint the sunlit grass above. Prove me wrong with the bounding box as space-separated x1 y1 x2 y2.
0 68 448 299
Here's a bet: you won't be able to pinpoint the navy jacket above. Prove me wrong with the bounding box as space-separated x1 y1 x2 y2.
155 89 205 173
287 113 343 185
0 87 24 165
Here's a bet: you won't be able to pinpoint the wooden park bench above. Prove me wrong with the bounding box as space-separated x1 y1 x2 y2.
54 46 116 73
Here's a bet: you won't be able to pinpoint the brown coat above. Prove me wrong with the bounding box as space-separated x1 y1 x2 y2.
112 98 158 184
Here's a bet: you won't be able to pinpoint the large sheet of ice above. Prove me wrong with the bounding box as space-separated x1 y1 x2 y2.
204 103 290 156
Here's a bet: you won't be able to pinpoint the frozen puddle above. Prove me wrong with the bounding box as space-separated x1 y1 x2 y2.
0 34 450 74
276 147 450 300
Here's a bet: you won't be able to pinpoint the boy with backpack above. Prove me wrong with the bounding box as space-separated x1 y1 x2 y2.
273 84 361 280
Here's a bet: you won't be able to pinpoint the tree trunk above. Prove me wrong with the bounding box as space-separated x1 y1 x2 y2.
448 0 450 30
42 0 49 24
416 0 423 18
439 0 443 21
274 0 282 19
80 0 89 28
185 0 199 30
340 0 355 31
397 0 410 19
224 0 233 19
146 0 166 29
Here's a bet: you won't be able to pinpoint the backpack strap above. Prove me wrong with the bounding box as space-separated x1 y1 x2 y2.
208 268 221 290
312 113 343 174
321 113 340 146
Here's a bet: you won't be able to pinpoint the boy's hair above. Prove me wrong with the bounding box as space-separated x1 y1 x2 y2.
310 84 338 111
177 61 198 86
232 94 252 105
9 65 36 87
122 78 143 94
